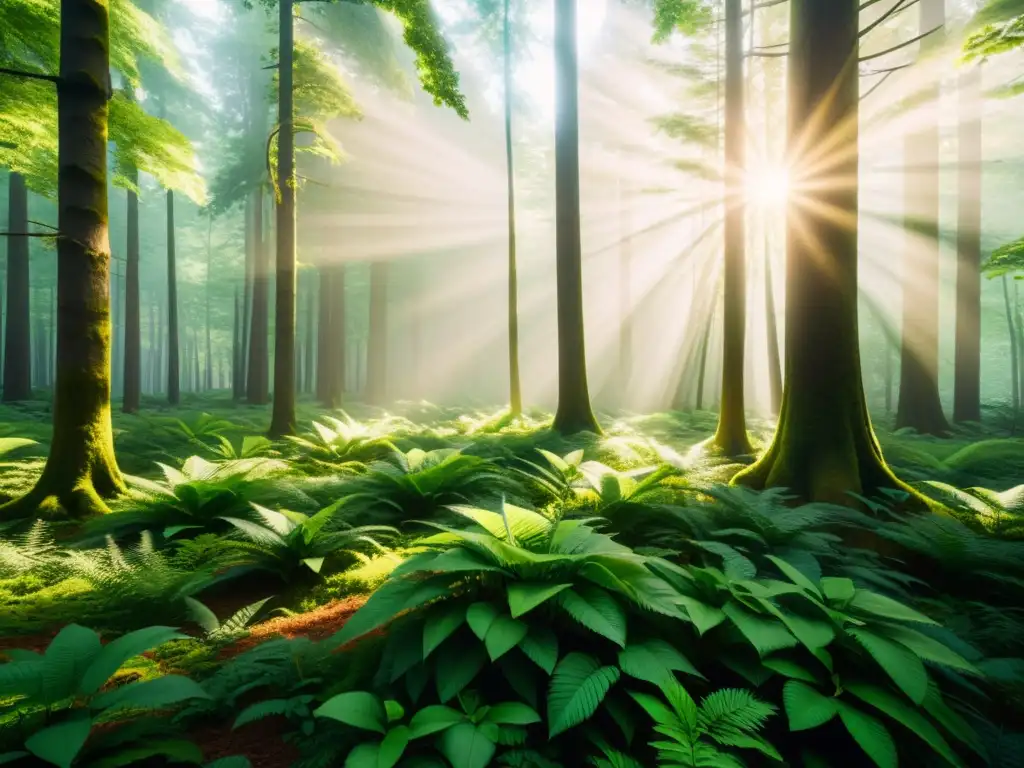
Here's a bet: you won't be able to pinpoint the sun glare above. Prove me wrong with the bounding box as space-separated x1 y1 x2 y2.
746 166 790 207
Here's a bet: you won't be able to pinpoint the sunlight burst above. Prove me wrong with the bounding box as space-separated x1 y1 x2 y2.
746 165 790 207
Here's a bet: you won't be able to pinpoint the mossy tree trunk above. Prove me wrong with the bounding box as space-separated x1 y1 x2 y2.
551 0 600 435
712 0 752 456
3 172 31 402
503 0 522 417
247 187 270 404
366 260 388 406
1 0 126 519
895 0 948 436
269 0 297 437
733 0 912 505
123 169 141 413
953 64 982 423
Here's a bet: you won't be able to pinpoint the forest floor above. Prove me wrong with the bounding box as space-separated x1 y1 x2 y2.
0 395 1022 767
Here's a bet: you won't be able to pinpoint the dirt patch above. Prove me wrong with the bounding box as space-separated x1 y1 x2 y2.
218 595 368 659
191 716 300 768
0 627 63 656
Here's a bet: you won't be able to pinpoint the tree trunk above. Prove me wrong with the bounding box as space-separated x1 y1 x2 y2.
241 195 253 398
551 0 600 435
3 172 32 401
328 263 346 406
712 0 752 455
1 0 126 519
205 216 213 391
247 187 269 404
269 0 297 437
733 0 913 505
123 172 141 413
503 0 523 416
953 65 982 423
1016 284 1024 411
166 188 180 404
233 286 241 397
1004 276 1020 413
895 0 948 436
193 329 201 393
884 341 893 414
316 267 331 402
366 261 388 406
764 249 782 415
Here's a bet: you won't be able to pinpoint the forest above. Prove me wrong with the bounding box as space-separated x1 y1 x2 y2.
1 0 1024 765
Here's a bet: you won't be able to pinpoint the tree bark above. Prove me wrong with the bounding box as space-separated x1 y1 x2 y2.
166 188 180 404
247 186 269 404
205 215 213 391
366 260 388 406
233 286 241 397
764 249 782 415
733 0 914 505
1 0 126 519
303 273 314 394
503 0 523 416
123 172 141 413
712 0 752 455
316 266 331 402
551 0 600 435
269 0 297 437
895 0 948 436
3 172 32 401
1004 276 1019 413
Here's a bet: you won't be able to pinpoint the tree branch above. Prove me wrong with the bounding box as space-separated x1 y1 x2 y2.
859 24 943 62
859 0 921 38
748 51 789 58
28 220 58 232
860 70 895 101
0 67 59 84
0 233 57 238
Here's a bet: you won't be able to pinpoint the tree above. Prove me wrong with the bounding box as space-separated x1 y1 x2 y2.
503 0 523 416
3 172 32 402
895 0 949 436
1 0 126 518
551 0 601 435
733 0 914 504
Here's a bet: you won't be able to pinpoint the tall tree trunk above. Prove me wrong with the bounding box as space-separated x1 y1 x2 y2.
2 0 126 518
316 267 331 403
884 340 893 414
193 329 201 393
503 0 523 416
3 172 32 401
123 172 141 413
764 249 782 414
712 0 752 455
734 0 912 505
233 286 241 397
241 195 253 397
147 299 156 395
1004 276 1019 413
1016 284 1024 411
247 187 269 404
366 261 388 406
551 0 600 434
269 0 297 437
328 263 346 406
895 0 948 436
304 274 314 395
205 216 213 391
166 188 180 404
953 64 982 423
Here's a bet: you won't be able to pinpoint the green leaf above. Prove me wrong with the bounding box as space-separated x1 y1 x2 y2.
435 641 487 703
466 602 500 641
24 716 92 768
379 725 411 768
878 625 981 676
0 753 29 765
547 652 621 737
184 598 221 636
766 555 822 597
722 601 797 656
618 639 703 688
92 675 209 714
557 587 628 647
783 681 837 731
849 591 938 625
835 701 898 768
344 743 381 768
409 705 464 739
517 625 559 674
314 691 386 733
423 603 466 658
849 628 929 705
87 739 204 768
331 577 454 647
846 683 965 768
761 657 818 683
484 616 529 662
438 722 496 768
42 624 102 703
79 626 186 695
507 582 573 618
677 596 726 635
483 702 541 725
820 577 856 605
385 700 406 723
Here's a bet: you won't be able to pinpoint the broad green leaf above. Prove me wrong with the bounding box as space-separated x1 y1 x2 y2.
662 678 699 735
820 577 856 605
384 700 405 723
557 587 628 647
408 705 464 738
438 722 496 768
484 616 529 661
618 640 703 688
79 626 187 695
922 683 987 758
677 596 726 635
517 625 559 674
482 702 541 725
25 716 92 768
849 591 938 625
0 660 44 699
761 657 818 683
314 691 386 733
423 603 466 658
846 683 965 768
547 652 621 737
835 701 898 768
466 602 500 641
629 690 678 728
332 577 454 647
507 582 573 618
379 725 411 768
184 598 221 636
42 624 102 703
435 642 487 703
783 681 837 731
93 675 210 714
879 625 981 676
849 628 929 705
344 742 381 768
722 601 797 656
766 555 822 597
